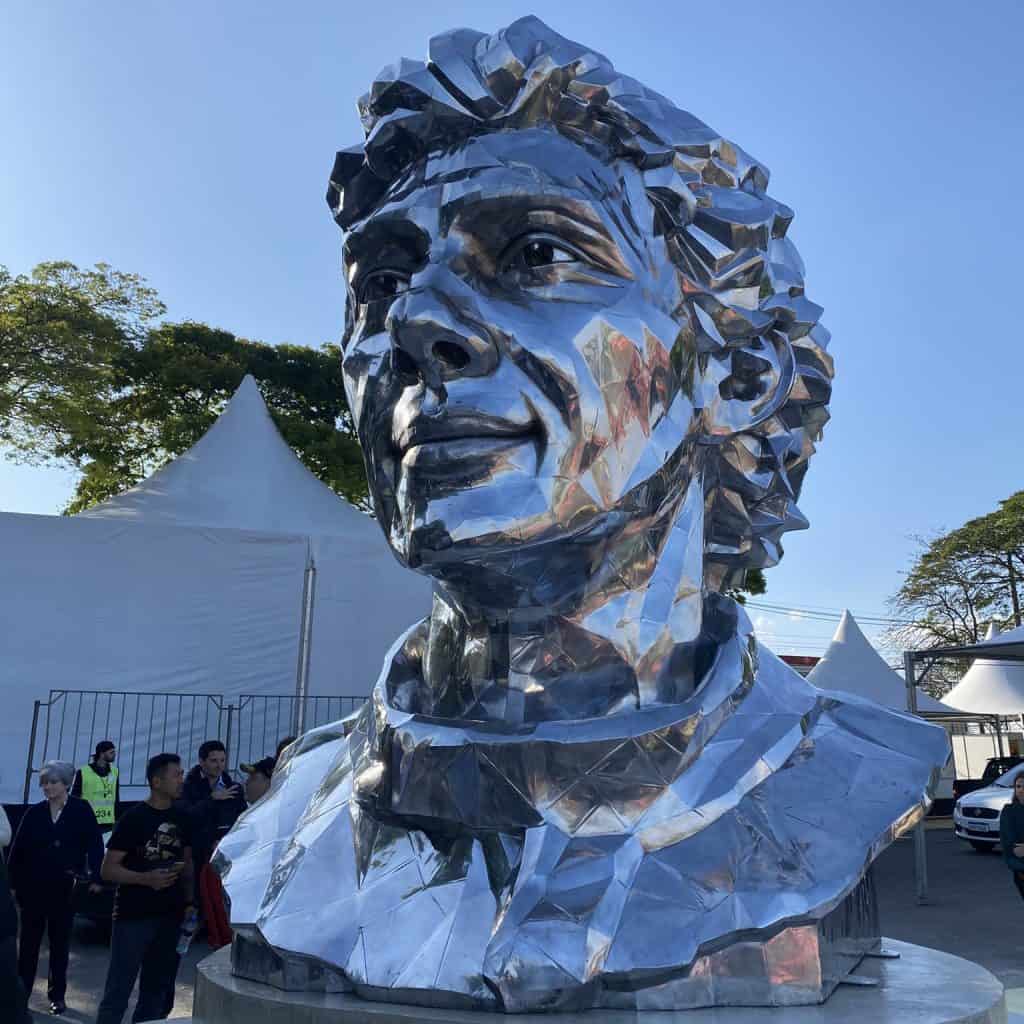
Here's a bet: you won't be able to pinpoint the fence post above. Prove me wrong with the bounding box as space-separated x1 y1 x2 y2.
23 700 42 803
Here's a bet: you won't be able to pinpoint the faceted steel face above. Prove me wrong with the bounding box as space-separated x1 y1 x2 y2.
341 129 699 593
215 15 950 1012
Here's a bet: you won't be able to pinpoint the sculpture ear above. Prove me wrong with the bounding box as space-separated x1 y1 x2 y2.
700 330 795 438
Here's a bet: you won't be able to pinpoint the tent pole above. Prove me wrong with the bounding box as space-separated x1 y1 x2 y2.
293 552 317 737
904 651 929 904
904 652 919 716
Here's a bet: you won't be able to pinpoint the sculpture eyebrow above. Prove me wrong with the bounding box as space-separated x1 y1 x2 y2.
344 190 626 276
443 192 635 280
343 215 430 272
447 193 615 244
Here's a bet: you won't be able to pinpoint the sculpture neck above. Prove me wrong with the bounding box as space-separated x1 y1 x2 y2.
419 477 711 724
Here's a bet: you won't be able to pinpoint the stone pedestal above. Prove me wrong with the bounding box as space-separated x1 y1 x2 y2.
190 939 1006 1023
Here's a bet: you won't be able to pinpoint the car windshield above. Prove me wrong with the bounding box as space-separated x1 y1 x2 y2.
994 765 1024 787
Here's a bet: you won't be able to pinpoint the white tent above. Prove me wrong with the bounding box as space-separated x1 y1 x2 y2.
962 618 1024 659
943 624 1024 715
80 375 360 536
806 610 952 712
0 377 430 801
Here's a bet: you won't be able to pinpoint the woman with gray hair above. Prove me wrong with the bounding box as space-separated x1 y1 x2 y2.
7 760 103 1016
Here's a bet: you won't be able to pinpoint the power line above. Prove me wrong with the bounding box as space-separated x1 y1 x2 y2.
745 600 913 627
745 597 898 618
755 631 833 638
747 603 901 625
752 629 840 641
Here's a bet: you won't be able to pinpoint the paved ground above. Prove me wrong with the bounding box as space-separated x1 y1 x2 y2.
876 820 1024 989
23 925 204 1022
19 820 1024 1020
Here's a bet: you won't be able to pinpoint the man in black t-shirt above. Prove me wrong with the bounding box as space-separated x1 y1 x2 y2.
95 753 194 1024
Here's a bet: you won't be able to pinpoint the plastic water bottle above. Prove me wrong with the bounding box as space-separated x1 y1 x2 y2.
176 908 199 957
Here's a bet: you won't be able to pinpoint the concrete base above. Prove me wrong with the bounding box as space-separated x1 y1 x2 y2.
191 939 1006 1023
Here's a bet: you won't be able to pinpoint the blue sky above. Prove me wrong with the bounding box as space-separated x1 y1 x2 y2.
3 1 1022 659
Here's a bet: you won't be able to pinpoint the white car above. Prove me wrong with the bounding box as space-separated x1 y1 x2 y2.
953 764 1023 852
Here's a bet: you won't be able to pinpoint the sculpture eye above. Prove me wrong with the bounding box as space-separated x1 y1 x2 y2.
504 236 579 273
357 270 410 304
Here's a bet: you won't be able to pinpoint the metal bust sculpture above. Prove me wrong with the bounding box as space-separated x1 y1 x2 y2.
216 16 948 1012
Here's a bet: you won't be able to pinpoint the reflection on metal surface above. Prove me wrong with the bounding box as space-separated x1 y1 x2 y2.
215 15 950 1012
197 939 1008 1024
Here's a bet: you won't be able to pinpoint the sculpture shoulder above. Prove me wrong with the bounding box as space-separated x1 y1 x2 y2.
755 641 950 759
742 643 949 850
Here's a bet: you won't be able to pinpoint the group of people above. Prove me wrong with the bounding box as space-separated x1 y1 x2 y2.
0 735 289 1022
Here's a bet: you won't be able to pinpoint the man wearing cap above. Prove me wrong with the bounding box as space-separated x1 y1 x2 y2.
240 758 275 806
198 758 272 951
72 741 120 833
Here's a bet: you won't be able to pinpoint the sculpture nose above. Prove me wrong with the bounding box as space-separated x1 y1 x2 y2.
386 284 498 388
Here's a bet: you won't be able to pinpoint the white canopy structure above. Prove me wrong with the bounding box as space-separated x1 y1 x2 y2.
79 375 358 536
965 623 1024 660
806 610 952 712
943 624 1024 715
0 376 430 801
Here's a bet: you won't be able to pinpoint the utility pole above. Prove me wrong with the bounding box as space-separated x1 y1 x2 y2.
904 651 928 904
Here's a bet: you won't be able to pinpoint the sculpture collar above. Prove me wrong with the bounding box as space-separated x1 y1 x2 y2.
352 599 818 842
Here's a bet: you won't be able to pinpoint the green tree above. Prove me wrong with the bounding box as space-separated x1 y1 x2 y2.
63 321 367 512
944 492 1024 628
888 532 998 650
885 496 1024 696
1 261 367 513
0 261 164 463
884 533 998 698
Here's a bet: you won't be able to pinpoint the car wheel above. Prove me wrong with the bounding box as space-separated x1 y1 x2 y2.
969 840 995 853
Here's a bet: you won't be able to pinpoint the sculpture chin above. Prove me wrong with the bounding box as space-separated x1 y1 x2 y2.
388 494 620 595
386 457 694 606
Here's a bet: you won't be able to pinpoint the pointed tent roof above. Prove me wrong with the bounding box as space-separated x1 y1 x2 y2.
943 623 1024 715
80 375 371 536
907 623 1024 661
806 610 952 712
970 618 1024 651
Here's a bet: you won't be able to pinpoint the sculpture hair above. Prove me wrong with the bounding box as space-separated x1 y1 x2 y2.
326 16 834 591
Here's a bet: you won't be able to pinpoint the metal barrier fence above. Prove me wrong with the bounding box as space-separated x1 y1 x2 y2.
232 694 366 770
23 689 368 800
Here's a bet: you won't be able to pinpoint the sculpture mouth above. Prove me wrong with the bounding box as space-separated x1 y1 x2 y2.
399 435 539 480
394 416 540 460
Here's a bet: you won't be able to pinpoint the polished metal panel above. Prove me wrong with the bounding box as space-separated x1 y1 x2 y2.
215 15 950 1012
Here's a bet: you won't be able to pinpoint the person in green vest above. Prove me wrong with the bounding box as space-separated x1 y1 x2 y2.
72 740 121 833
